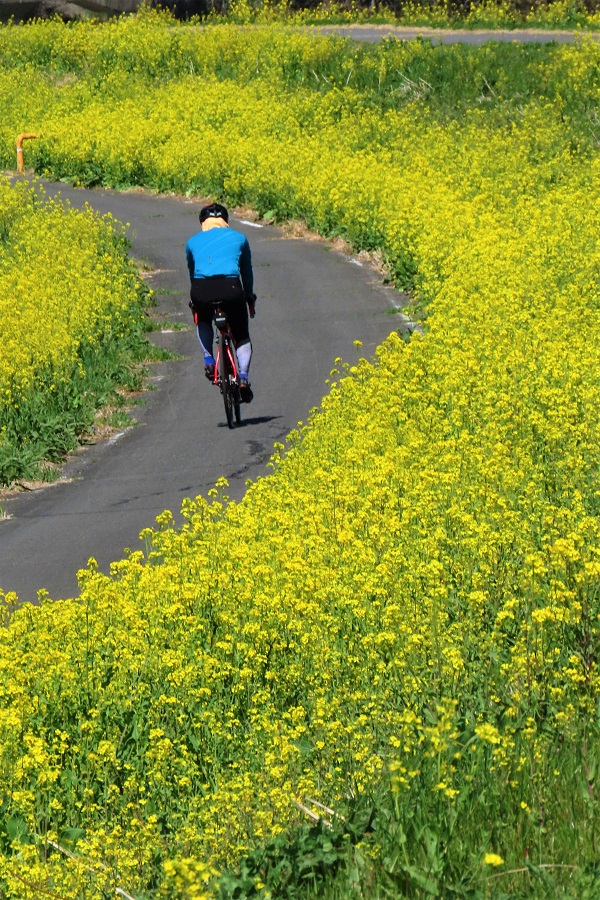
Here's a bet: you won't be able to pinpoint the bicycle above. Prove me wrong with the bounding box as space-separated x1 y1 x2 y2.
211 302 242 428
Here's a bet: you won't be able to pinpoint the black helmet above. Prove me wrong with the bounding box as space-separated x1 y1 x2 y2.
199 202 229 224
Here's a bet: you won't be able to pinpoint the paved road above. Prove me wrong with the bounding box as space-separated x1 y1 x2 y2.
318 24 598 44
0 185 404 602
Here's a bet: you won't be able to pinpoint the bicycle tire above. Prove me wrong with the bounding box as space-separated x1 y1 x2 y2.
219 334 235 429
227 337 242 426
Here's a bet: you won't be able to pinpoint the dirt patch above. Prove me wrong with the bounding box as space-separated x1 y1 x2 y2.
51 72 79 88
137 265 177 280
0 467 73 502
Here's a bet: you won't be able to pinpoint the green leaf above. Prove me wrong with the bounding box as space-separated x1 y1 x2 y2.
403 865 440 896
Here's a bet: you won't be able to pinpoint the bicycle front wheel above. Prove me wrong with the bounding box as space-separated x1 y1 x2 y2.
219 335 235 429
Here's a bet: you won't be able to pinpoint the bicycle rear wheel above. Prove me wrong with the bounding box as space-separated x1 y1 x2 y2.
229 342 242 424
219 334 235 429
226 337 242 426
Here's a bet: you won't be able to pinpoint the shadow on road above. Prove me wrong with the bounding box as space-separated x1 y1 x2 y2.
218 415 283 428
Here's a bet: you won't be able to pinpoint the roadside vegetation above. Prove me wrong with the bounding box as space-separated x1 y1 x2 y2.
0 180 151 486
206 0 600 30
1 12 600 898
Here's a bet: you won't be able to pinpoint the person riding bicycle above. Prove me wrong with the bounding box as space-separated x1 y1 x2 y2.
186 202 256 403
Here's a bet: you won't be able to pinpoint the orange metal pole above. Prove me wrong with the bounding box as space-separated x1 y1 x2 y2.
16 133 37 174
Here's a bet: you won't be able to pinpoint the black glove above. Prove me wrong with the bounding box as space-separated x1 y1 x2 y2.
247 292 257 318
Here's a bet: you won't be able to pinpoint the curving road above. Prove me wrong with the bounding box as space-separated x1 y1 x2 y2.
0 184 405 602
318 24 599 44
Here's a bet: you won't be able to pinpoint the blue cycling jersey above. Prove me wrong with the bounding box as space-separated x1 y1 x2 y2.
185 227 254 295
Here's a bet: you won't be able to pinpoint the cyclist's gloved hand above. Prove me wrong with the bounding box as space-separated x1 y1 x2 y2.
247 292 257 319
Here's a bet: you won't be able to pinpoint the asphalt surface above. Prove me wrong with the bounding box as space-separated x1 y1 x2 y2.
319 24 598 44
0 184 405 602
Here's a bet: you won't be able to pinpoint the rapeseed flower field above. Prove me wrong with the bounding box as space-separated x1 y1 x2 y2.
0 179 148 483
216 0 600 29
0 12 599 896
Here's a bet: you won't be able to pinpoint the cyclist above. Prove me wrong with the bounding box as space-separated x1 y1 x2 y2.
186 202 256 403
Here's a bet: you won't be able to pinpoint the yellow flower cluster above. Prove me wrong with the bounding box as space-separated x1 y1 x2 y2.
0 180 135 403
217 0 600 29
0 16 599 895
0 178 145 481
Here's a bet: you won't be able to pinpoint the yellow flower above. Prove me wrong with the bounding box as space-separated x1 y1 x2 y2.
483 853 505 867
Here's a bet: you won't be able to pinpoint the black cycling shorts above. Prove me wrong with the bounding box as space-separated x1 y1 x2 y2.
190 276 250 347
